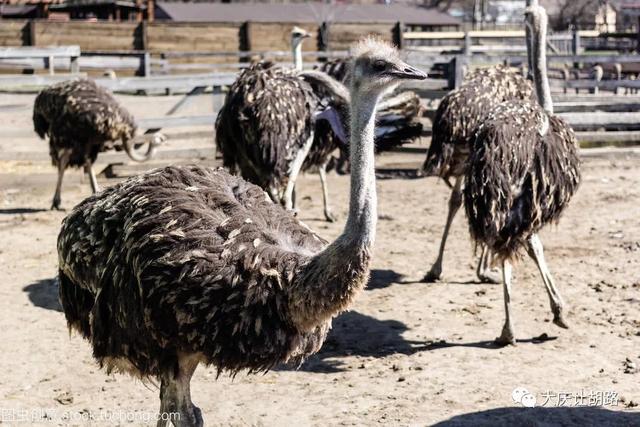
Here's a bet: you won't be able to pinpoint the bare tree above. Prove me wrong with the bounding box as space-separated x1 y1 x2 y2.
545 0 603 30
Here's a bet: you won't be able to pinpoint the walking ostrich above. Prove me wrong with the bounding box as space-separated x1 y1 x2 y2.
216 27 349 222
33 78 160 210
464 4 580 345
57 39 427 426
420 61 534 283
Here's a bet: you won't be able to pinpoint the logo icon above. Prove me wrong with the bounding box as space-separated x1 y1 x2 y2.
512 387 537 408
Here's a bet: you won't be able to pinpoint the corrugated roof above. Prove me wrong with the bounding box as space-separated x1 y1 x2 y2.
0 4 37 15
155 2 461 25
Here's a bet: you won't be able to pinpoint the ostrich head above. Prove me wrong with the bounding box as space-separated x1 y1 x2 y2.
291 26 311 48
350 38 426 97
291 27 311 71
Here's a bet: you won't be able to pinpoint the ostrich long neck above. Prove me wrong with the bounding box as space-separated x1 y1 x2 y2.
525 0 538 79
531 7 553 114
343 90 378 246
287 84 379 332
292 39 303 71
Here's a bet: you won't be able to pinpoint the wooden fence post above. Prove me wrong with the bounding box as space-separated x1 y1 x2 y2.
142 52 151 77
70 55 80 73
240 21 251 62
28 20 36 46
319 22 330 52
393 21 404 49
448 56 464 89
463 31 472 56
572 27 581 69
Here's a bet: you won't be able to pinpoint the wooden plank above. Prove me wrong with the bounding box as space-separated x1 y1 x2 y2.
0 73 87 89
0 45 80 58
577 130 640 144
137 114 215 129
32 21 138 51
94 73 236 92
559 111 640 129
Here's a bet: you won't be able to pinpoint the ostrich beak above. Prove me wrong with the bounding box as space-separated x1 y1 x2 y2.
389 62 427 80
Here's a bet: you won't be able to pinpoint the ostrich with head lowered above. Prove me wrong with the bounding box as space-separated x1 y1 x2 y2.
464 4 580 345
57 39 427 426
33 78 162 210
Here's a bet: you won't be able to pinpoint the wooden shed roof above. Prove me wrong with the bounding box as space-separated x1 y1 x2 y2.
155 2 461 26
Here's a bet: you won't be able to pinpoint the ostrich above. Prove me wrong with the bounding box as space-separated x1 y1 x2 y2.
464 4 580 345
33 78 161 210
216 27 349 222
57 39 427 426
420 61 534 283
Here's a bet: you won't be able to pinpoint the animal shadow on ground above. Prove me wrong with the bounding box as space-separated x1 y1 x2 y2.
432 406 640 427
367 268 404 290
23 278 61 312
0 208 48 215
287 310 430 373
375 168 423 180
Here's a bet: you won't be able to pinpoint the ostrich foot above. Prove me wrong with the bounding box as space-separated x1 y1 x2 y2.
176 405 203 427
324 210 337 223
495 325 516 346
51 197 62 211
478 268 502 284
553 312 570 329
421 265 442 282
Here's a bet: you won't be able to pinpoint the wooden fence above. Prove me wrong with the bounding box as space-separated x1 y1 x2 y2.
0 19 402 54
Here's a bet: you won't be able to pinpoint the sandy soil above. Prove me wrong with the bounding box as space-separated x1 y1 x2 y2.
0 93 639 426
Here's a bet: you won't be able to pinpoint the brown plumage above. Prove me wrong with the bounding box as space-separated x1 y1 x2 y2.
33 78 156 210
463 4 581 345
215 61 348 222
58 166 333 376
420 65 535 283
57 40 427 425
465 104 580 257
423 65 534 180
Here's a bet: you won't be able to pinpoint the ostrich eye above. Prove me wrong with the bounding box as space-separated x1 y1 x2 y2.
372 60 387 72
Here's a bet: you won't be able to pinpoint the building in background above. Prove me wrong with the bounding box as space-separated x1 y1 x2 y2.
1 0 150 20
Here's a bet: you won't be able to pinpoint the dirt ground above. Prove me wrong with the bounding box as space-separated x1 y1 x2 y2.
0 93 639 426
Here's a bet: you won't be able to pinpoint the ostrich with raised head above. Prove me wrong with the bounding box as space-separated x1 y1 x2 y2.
420 57 534 283
464 4 580 345
57 39 427 425
216 27 350 222
33 78 161 210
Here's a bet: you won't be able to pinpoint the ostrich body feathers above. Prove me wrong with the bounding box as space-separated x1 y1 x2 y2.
464 101 581 259
215 62 333 195
57 165 372 378
424 65 534 180
33 78 136 168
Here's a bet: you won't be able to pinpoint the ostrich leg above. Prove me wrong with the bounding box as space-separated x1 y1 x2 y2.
283 131 315 211
526 233 569 328
157 355 202 427
496 260 516 346
84 161 101 194
423 176 463 282
318 159 336 222
51 148 71 210
476 245 502 284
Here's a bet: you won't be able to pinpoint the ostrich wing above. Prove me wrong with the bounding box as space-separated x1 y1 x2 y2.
58 165 329 377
